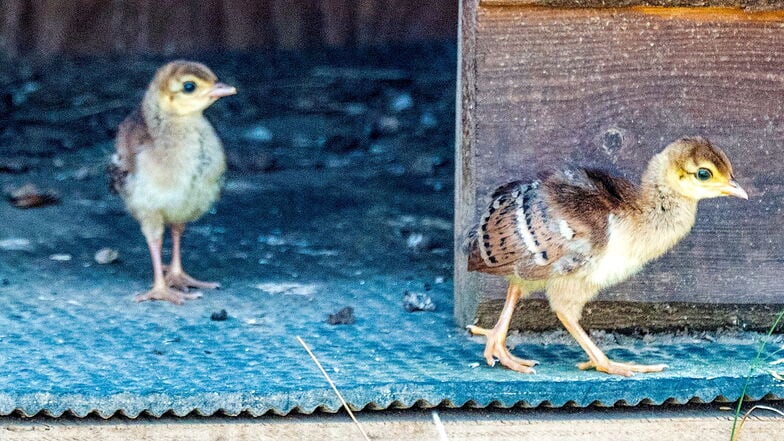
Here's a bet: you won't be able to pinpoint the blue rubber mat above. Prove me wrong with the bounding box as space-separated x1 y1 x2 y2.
4 47 780 418
1 168 782 417
1 242 782 416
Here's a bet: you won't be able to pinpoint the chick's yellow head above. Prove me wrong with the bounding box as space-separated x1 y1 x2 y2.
662 137 747 200
151 60 236 116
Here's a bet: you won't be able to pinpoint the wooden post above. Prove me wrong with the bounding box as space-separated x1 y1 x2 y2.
455 2 784 331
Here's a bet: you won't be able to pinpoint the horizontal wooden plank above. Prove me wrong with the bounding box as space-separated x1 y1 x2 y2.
456 6 784 329
476 299 784 331
482 0 784 9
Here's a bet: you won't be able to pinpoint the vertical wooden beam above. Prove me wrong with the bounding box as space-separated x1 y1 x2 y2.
271 0 305 50
31 0 74 55
319 0 355 47
0 0 24 57
454 0 480 327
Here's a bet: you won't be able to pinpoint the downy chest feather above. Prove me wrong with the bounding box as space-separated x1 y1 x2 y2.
138 120 225 189
127 119 226 219
587 202 696 288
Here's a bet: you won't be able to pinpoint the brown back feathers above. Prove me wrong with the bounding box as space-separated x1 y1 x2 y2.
467 168 639 279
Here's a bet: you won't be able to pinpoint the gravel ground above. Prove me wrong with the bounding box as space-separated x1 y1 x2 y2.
0 43 456 299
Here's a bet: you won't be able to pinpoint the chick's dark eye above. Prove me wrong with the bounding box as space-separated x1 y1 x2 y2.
183 81 197 93
696 168 712 181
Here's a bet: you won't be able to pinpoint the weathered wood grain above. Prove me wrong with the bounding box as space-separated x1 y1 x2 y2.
483 0 784 8
0 0 458 56
475 299 784 331
456 0 481 327
455 5 784 330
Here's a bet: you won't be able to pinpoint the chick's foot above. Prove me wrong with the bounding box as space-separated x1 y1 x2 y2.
468 325 538 373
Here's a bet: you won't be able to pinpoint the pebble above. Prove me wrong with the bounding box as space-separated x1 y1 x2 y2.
327 307 355 325
211 309 229 321
94 248 119 264
403 291 436 312
390 93 414 112
372 116 400 136
242 125 274 142
0 238 32 251
8 183 59 208
406 232 432 251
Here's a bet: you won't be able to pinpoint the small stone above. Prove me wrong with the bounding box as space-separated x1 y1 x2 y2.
94 248 119 265
372 116 400 137
210 309 228 321
49 254 72 261
327 307 355 325
406 232 431 251
403 291 436 312
0 238 32 251
390 93 414 113
7 183 59 208
343 103 367 116
242 126 274 143
72 166 91 180
257 234 287 246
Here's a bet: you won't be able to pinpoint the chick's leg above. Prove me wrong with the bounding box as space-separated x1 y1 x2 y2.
165 223 221 291
468 283 538 373
134 222 201 304
556 311 667 377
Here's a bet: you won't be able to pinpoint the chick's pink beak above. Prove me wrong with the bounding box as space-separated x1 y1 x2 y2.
722 180 748 200
208 82 237 98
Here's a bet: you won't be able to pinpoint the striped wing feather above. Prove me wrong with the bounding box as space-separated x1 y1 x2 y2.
109 108 151 195
467 169 630 280
469 182 566 278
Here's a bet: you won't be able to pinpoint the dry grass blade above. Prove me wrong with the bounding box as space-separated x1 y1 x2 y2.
731 405 784 441
296 336 371 441
730 309 784 440
432 410 450 441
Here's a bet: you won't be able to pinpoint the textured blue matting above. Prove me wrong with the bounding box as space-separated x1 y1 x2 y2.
0 44 782 415
1 164 782 418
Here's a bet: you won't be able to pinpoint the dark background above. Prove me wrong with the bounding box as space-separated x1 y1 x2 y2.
0 0 457 56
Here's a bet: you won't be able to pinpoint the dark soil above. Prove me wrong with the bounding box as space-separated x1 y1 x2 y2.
0 43 456 299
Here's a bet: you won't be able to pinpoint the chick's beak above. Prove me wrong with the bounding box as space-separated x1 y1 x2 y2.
722 180 748 200
207 82 237 98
